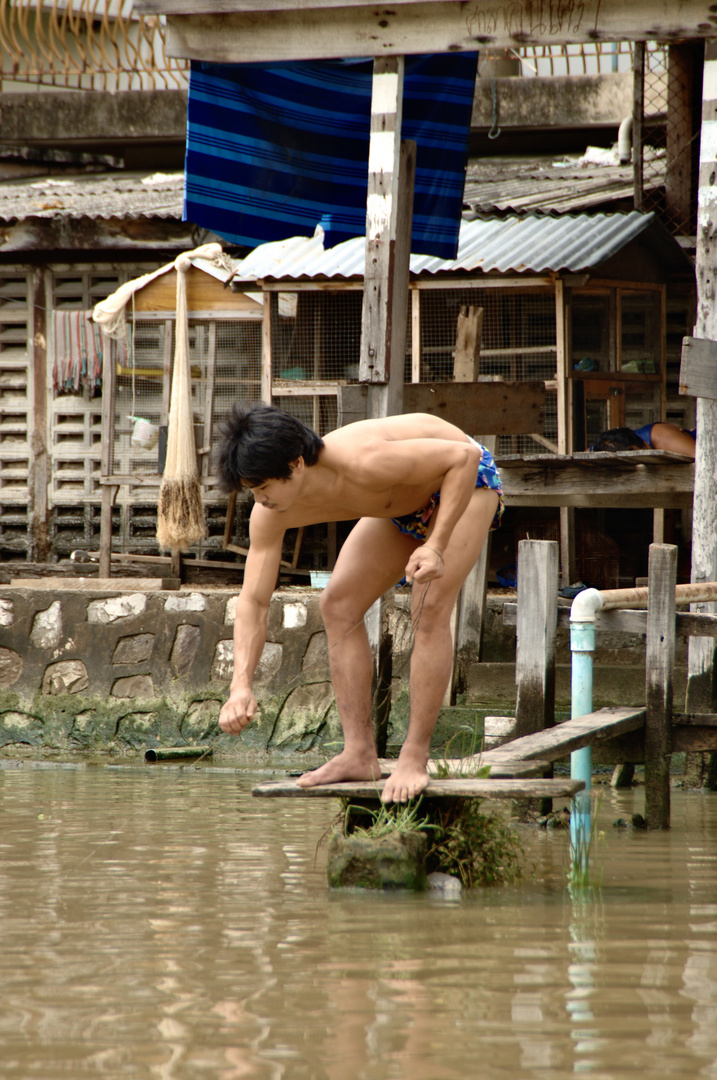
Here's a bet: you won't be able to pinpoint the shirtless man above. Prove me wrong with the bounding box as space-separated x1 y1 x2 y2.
216 402 503 804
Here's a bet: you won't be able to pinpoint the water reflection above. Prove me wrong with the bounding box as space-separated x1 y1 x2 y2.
1 764 717 1079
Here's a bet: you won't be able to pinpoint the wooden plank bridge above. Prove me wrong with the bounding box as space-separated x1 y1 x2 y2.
253 706 646 802
254 542 717 828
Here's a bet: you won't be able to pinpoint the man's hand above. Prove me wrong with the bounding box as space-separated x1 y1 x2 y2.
405 544 445 585
219 686 258 735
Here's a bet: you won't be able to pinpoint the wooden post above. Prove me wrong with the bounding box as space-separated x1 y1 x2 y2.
633 42 645 210
514 540 558 738
555 278 576 588
686 41 717 723
645 543 677 829
359 57 414 416
30 268 49 562
453 305 483 381
261 291 274 405
99 329 118 578
665 42 702 234
411 288 421 382
359 56 415 752
451 435 497 700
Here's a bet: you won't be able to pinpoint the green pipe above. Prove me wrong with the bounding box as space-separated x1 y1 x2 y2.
144 747 212 762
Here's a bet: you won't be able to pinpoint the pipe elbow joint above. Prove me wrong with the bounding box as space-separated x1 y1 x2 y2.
617 115 633 164
570 587 604 623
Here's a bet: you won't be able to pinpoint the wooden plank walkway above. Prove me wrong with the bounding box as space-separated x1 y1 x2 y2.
251 707 643 802
479 706 646 766
252 777 585 800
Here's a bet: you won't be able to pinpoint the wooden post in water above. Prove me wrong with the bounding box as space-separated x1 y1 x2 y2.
515 540 558 738
450 435 496 700
645 543 677 829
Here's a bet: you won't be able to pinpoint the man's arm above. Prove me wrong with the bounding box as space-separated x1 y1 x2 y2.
416 441 482 554
219 508 284 735
359 437 482 581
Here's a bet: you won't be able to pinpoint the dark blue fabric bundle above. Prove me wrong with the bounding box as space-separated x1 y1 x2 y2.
184 53 478 259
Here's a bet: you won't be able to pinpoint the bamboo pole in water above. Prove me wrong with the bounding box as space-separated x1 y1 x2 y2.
598 582 717 610
145 747 212 762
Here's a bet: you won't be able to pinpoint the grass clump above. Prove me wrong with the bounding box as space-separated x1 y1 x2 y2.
431 715 488 780
337 794 523 890
424 798 523 889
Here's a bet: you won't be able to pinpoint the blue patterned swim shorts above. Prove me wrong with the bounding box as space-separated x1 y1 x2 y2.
390 442 503 541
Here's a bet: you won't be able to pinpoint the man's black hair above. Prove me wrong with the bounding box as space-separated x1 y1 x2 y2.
215 402 324 491
590 427 647 452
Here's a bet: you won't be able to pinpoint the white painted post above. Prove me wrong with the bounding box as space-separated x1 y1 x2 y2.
359 56 415 753
686 41 717 718
359 55 412 419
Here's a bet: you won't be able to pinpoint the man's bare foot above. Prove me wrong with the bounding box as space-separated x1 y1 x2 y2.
380 752 430 804
296 750 382 788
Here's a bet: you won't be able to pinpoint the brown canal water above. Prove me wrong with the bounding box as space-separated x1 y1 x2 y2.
1 763 717 1080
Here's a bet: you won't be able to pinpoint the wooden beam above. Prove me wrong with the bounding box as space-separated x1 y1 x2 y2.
672 727 717 753
158 3 717 63
498 458 694 508
340 381 547 433
680 336 717 401
402 381 545 434
674 713 717 726
10 578 179 591
252 777 586 800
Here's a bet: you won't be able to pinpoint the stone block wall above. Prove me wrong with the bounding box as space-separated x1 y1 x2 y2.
0 585 343 758
0 583 660 760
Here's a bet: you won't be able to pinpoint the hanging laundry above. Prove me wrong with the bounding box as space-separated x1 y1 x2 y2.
184 53 478 260
53 311 103 393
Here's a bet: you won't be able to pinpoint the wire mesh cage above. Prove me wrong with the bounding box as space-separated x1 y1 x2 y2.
417 286 557 453
104 309 263 556
269 290 364 436
515 516 621 590
636 41 701 236
264 284 558 453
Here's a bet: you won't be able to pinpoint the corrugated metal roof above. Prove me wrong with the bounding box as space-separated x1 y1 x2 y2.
461 153 664 215
229 211 674 282
0 171 184 221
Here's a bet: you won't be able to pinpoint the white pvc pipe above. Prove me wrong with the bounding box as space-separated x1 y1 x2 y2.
618 115 633 164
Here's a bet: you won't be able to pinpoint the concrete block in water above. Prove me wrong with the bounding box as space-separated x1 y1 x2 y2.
327 830 428 891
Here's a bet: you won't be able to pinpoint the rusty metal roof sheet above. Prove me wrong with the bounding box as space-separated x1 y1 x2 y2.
461 150 668 216
228 211 688 282
0 171 184 221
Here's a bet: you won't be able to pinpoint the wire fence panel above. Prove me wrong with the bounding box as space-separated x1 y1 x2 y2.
0 0 188 90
